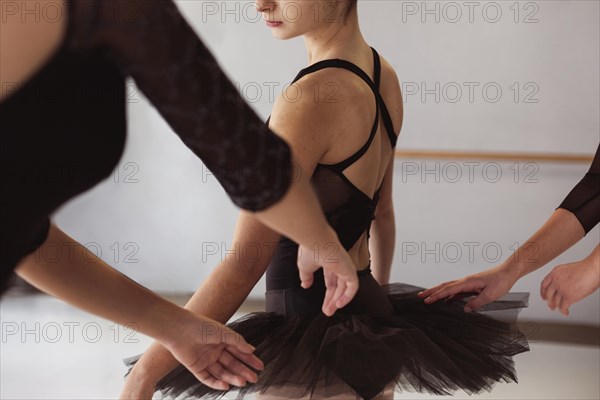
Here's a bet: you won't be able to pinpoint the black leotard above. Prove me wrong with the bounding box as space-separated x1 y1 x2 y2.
140 48 530 400
0 0 292 294
558 144 600 234
265 47 398 313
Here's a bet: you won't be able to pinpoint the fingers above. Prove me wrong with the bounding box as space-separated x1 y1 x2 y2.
198 348 263 390
550 294 561 311
221 328 256 354
417 281 455 299
547 285 571 316
423 280 483 304
220 348 260 383
546 287 558 310
557 297 570 316
220 330 264 374
540 275 553 300
338 275 359 309
322 268 359 316
226 344 264 371
299 268 315 289
207 362 245 388
322 271 338 316
542 274 564 312
193 368 230 391
327 279 347 317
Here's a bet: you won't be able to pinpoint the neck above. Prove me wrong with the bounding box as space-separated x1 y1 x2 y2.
303 9 369 65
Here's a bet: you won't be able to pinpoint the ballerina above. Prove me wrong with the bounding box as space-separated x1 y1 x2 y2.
122 0 529 398
1 0 362 391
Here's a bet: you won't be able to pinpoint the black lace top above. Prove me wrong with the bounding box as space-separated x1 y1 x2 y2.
0 0 292 293
558 144 600 234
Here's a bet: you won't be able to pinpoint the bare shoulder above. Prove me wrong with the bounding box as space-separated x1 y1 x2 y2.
270 67 374 149
0 0 67 102
377 55 404 137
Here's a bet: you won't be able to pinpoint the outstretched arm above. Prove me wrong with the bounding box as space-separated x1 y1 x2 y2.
418 206 586 311
15 223 263 391
419 144 599 311
87 0 360 313
121 211 280 398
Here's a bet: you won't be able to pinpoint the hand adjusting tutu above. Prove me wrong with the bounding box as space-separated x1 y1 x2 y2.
123 47 529 399
124 272 529 400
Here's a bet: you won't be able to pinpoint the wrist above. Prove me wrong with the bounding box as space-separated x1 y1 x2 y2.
126 363 159 387
304 224 339 246
144 301 194 347
302 226 344 264
499 258 527 281
583 254 600 289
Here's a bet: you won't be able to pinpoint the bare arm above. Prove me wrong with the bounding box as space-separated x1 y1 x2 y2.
369 155 396 285
123 212 280 391
506 208 585 279
0 0 66 102
16 224 263 390
419 208 586 310
419 143 598 310
122 74 365 395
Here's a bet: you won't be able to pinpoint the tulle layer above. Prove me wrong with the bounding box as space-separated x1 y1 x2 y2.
124 283 529 399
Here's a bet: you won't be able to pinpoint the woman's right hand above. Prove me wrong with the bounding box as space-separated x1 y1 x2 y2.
120 311 263 400
416 264 522 312
160 311 264 391
298 239 359 317
14 225 263 397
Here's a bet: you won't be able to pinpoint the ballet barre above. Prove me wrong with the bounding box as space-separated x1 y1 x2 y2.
395 150 594 164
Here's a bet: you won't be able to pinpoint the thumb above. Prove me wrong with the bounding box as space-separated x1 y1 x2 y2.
299 269 314 289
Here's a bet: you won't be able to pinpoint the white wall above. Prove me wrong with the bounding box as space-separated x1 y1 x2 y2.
53 1 599 325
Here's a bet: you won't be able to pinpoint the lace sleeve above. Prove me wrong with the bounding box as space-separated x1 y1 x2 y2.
558 144 600 234
68 0 292 211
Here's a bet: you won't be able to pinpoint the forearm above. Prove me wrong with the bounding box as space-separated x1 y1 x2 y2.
504 208 585 278
130 261 265 383
15 223 188 344
129 211 278 385
583 244 600 287
369 209 396 285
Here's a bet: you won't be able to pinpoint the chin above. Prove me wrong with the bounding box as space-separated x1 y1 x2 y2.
271 27 302 40
274 34 293 40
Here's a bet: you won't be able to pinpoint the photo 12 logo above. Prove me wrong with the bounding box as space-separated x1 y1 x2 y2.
400 1 540 24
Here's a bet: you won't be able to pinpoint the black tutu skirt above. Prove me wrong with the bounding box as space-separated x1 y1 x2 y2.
124 268 529 399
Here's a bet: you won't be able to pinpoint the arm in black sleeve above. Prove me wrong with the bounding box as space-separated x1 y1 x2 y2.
69 0 292 211
558 144 600 234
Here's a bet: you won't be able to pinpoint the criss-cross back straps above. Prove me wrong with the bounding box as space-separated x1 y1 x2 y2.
291 59 379 172
268 48 396 148
370 47 397 148
290 49 396 172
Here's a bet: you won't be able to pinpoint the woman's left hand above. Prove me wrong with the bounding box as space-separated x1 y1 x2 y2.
297 241 359 317
541 257 600 316
417 264 521 312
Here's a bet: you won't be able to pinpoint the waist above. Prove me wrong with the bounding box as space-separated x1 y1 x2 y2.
265 266 393 317
266 237 372 291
